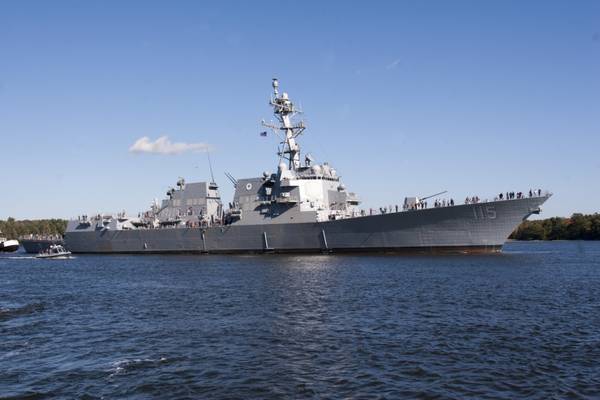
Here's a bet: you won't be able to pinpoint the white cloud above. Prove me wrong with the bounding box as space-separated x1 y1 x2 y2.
129 136 211 155
386 58 401 70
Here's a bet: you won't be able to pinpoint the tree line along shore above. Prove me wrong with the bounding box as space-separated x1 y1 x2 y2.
509 213 600 241
1 214 600 241
0 218 67 239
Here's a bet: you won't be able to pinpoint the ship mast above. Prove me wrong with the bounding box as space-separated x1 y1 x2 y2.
262 78 305 171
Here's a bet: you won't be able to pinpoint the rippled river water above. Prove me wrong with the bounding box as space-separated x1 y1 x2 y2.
1 242 600 399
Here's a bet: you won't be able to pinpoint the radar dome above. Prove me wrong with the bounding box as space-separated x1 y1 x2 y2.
312 165 322 175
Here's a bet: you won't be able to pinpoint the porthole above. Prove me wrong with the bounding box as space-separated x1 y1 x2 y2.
246 183 253 191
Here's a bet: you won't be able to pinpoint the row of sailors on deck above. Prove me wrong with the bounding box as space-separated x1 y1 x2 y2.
21 233 63 240
496 189 542 201
404 198 457 211
77 214 104 222
377 198 458 213
465 196 480 204
434 199 455 208
372 206 402 214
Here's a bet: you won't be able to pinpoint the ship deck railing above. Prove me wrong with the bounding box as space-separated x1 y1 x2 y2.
354 190 551 217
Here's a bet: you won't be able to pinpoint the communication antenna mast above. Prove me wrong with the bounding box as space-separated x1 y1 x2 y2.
207 151 216 184
261 78 306 171
224 172 238 187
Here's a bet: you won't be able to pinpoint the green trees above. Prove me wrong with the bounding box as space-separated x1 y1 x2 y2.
513 221 546 240
510 213 600 240
0 219 67 239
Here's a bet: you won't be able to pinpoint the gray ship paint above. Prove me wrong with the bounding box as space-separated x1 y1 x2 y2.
65 80 550 254
20 238 64 254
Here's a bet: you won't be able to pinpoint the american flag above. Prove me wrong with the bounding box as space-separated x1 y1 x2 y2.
260 131 267 137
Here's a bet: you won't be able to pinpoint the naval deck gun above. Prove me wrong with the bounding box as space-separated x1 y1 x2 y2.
403 191 448 210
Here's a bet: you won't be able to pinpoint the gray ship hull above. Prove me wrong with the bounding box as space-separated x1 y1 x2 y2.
64 196 549 254
20 239 64 254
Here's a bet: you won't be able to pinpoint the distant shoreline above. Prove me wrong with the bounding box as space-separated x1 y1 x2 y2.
510 213 600 241
0 218 66 239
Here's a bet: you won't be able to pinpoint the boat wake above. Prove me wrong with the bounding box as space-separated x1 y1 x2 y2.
0 255 75 260
108 357 169 378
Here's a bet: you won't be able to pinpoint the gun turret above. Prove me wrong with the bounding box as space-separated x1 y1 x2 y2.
419 190 448 202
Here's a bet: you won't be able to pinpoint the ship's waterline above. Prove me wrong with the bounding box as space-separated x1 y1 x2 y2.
64 79 550 254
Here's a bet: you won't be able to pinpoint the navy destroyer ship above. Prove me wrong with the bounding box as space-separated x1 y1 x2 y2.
65 79 551 254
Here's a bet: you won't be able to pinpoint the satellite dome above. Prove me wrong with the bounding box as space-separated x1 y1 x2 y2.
312 165 322 175
278 162 287 171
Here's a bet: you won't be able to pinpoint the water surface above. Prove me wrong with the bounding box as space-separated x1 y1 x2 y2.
1 242 599 399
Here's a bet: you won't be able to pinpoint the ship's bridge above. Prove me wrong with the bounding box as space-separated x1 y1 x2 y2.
293 164 340 182
228 158 360 225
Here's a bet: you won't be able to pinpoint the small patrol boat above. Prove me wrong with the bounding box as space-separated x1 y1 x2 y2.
36 244 72 259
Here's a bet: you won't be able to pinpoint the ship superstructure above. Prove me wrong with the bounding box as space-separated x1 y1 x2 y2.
64 80 551 254
228 79 360 226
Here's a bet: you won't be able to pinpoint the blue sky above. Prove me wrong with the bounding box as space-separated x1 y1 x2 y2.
1 1 598 219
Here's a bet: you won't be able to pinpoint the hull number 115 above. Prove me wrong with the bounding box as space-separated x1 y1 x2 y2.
473 205 497 220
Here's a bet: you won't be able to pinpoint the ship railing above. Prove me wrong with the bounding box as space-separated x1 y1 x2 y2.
491 189 550 202
348 189 550 218
18 233 63 240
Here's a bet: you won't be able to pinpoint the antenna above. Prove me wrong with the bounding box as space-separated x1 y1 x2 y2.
262 79 306 171
224 172 238 187
207 151 216 184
